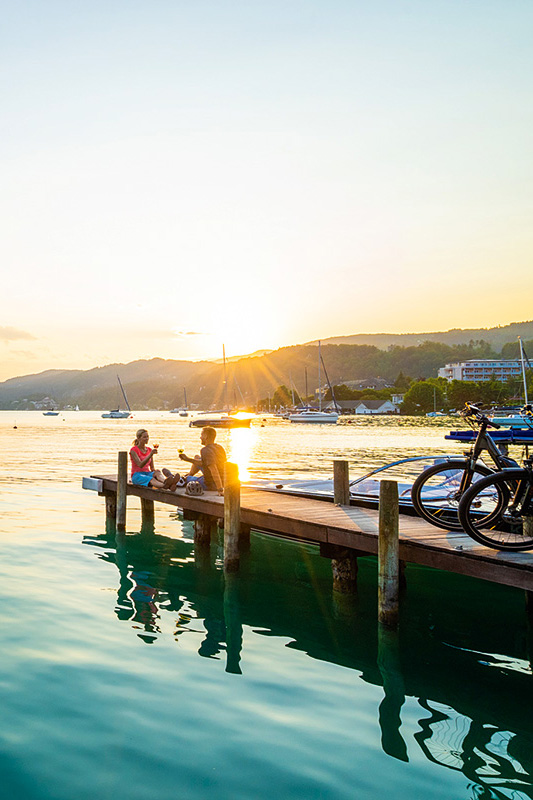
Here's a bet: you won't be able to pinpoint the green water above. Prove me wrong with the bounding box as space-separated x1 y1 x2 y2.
1 412 533 799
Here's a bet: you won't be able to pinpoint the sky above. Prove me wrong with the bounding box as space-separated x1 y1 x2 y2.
1 0 532 381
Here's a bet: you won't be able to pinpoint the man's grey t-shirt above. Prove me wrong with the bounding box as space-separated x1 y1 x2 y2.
200 443 227 490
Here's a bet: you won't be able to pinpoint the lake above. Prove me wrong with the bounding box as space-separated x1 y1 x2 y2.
1 411 532 800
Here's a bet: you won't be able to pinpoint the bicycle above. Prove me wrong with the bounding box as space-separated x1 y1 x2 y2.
458 458 533 550
411 402 520 531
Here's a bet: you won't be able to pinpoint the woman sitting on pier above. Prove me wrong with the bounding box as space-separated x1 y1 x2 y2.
130 429 182 490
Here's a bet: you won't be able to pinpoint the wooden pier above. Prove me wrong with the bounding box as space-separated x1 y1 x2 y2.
83 457 533 606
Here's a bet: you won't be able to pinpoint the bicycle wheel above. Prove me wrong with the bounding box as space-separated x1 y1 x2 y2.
458 470 533 551
411 460 497 530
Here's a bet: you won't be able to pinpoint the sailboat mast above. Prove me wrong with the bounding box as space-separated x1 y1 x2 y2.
117 375 131 412
318 340 322 412
519 337 529 406
289 372 295 405
183 387 188 409
223 344 229 412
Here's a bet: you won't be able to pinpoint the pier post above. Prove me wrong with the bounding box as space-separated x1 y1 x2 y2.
333 460 350 506
320 543 364 594
331 549 358 594
378 480 399 628
224 462 240 573
105 494 117 524
140 498 155 530
116 451 128 532
194 514 216 547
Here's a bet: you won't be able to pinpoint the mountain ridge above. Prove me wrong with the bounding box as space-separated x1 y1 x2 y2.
2 322 531 410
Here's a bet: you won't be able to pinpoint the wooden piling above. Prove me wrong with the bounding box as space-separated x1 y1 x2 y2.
224 462 240 572
140 497 155 528
331 548 358 594
333 459 350 506
194 514 216 548
105 494 117 524
378 480 399 628
116 451 128 532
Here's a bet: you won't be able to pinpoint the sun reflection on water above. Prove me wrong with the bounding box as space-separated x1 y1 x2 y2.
227 426 256 482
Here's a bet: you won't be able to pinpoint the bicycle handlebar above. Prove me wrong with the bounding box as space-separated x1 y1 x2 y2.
461 401 500 429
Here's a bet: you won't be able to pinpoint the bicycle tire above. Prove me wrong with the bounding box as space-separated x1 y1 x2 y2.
458 470 533 551
411 460 497 531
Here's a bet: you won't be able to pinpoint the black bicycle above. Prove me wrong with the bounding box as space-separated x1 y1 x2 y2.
458 458 533 550
411 402 519 531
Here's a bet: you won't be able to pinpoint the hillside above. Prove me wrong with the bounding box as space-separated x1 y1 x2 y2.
308 320 533 351
1 339 521 410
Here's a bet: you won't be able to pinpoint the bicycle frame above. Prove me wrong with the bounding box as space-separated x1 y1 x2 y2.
457 414 517 493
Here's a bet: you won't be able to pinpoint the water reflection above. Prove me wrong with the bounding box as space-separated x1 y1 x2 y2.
84 524 533 798
227 426 256 482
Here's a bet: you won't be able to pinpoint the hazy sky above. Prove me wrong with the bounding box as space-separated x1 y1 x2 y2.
2 1 532 380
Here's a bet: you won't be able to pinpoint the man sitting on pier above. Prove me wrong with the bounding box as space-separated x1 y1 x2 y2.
178 426 226 495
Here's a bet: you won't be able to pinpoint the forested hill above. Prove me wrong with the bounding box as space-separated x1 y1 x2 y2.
309 320 533 351
2 339 527 410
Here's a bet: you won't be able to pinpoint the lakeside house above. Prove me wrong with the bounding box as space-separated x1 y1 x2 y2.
326 399 398 415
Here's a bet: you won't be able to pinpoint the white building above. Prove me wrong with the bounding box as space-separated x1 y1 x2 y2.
353 400 397 415
438 359 522 382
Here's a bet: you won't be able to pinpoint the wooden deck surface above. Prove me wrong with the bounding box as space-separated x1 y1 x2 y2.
90 474 533 591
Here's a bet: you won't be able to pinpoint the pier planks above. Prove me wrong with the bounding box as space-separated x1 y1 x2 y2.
90 474 533 591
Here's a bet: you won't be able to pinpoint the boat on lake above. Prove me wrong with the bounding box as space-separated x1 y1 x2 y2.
489 337 532 427
247 455 460 513
42 411 60 416
170 388 189 416
189 346 253 427
189 411 252 429
288 408 339 423
102 376 132 419
289 341 339 424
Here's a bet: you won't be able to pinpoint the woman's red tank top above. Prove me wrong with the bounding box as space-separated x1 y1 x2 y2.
130 445 153 475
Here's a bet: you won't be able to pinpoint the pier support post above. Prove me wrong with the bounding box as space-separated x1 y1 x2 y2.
194 514 216 547
140 498 155 530
320 543 364 594
224 462 240 573
116 451 128 532
331 549 358 594
333 460 350 506
378 480 399 628
105 494 117 524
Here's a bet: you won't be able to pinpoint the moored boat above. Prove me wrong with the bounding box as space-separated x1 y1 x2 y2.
189 412 252 429
288 409 339 423
102 376 132 419
247 455 460 514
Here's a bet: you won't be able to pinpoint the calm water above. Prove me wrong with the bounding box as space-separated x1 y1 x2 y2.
2 411 533 800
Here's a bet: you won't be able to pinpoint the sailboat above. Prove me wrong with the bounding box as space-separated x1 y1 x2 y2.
426 387 446 417
289 342 339 423
189 345 252 428
489 337 533 428
101 376 133 419
170 388 189 416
